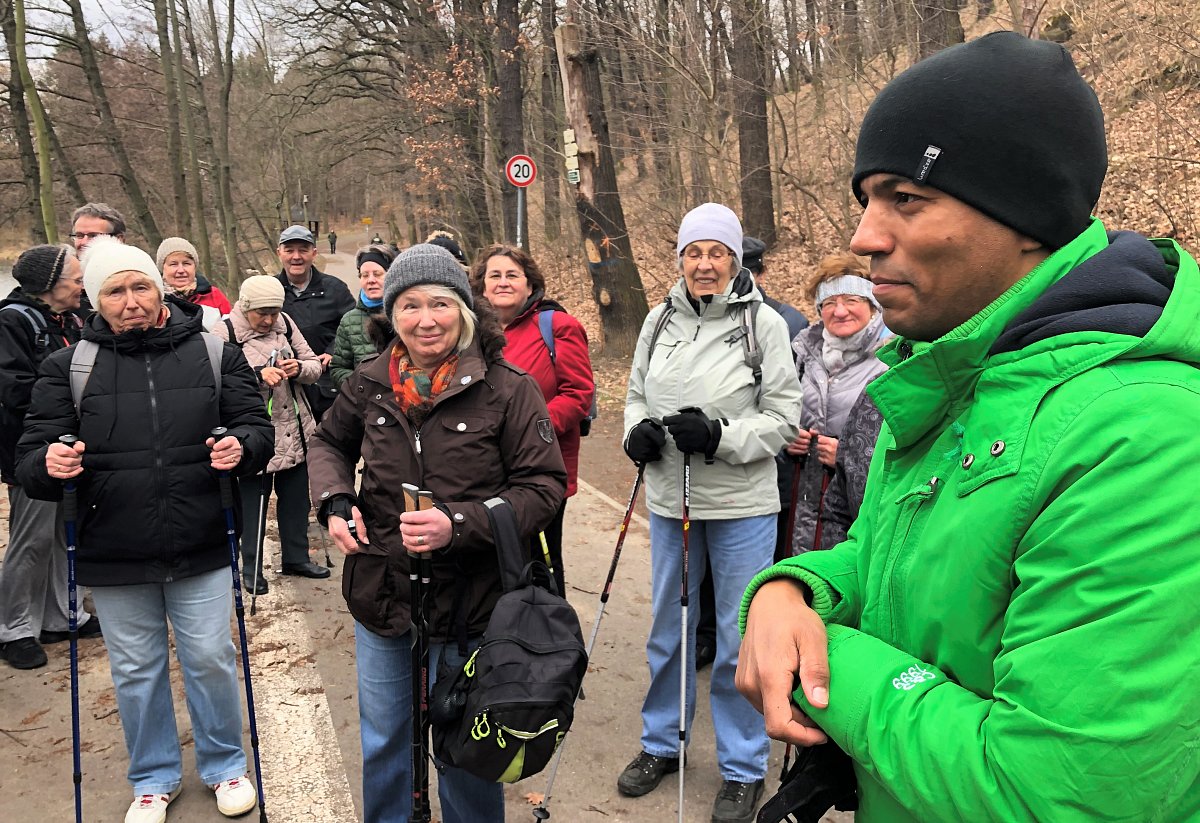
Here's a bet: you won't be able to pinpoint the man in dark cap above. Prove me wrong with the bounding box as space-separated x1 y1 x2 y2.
737 32 1200 821
275 224 356 423
0 245 99 669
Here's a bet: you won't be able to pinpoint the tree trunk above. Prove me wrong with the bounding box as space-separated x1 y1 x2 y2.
730 0 776 245
171 0 214 279
540 0 562 242
916 0 964 59
153 0 189 235
65 0 161 246
47 118 87 208
10 0 56 242
555 21 648 357
2 2 46 242
495 0 525 245
203 0 240 280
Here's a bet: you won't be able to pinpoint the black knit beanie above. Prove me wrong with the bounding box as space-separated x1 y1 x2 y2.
852 31 1107 250
13 244 71 295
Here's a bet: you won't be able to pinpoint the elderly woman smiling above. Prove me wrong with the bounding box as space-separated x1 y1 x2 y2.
308 244 565 823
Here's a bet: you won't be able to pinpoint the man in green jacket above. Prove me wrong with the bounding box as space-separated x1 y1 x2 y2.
737 31 1200 822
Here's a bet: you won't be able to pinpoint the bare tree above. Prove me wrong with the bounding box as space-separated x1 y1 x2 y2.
729 0 776 244
7 0 56 241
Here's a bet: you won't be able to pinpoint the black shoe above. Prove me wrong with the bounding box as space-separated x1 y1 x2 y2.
39 616 103 645
1 636 48 669
711 778 764 823
617 751 680 797
242 576 269 595
281 560 331 579
696 637 717 671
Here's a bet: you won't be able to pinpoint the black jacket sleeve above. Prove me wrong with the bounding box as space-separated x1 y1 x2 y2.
14 349 78 501
819 392 884 549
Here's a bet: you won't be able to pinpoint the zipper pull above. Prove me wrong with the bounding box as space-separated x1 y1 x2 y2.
414 429 422 454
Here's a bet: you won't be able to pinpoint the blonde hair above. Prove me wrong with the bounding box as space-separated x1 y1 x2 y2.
390 283 477 353
805 252 870 304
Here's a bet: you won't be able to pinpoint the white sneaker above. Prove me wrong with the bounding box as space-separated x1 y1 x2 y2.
212 775 257 817
124 788 180 823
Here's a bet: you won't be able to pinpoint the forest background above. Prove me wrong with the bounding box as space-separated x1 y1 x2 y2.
1 0 1198 364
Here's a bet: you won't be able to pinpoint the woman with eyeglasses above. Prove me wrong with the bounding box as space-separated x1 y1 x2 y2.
786 251 891 554
619 203 800 821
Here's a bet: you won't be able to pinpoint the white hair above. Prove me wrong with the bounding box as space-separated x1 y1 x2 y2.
391 283 477 353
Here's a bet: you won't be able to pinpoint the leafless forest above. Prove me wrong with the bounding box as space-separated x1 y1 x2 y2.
2 0 1198 353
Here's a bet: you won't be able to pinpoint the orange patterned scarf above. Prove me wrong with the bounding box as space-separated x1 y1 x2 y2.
389 345 458 427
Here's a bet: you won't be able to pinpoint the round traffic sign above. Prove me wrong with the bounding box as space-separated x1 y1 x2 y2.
505 155 537 188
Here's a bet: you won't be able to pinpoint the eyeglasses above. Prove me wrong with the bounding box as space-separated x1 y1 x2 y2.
819 295 870 312
69 232 115 242
485 272 526 282
683 247 730 263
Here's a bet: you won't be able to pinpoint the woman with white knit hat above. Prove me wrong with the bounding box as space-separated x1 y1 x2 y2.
15 237 273 822
155 236 231 330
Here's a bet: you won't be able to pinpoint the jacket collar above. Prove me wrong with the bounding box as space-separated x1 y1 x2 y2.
359 339 490 411
667 267 762 319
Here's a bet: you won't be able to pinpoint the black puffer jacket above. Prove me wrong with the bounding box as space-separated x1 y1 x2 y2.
0 288 83 483
15 299 273 586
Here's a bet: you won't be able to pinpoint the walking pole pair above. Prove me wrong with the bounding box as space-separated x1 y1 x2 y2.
403 484 434 823
212 427 269 822
533 463 647 821
249 472 269 615
58 435 84 823
284 379 334 569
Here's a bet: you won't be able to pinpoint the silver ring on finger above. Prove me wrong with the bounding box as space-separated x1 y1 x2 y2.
417 534 425 546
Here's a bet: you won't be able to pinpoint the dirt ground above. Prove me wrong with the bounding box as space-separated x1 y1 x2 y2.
0 243 850 822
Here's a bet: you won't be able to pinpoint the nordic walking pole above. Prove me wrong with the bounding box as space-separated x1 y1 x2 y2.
58 434 83 823
782 454 806 559
249 472 268 615
533 463 646 822
211 427 268 822
679 453 692 823
403 484 432 823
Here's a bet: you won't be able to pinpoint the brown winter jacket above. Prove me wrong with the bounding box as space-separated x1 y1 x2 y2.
307 315 567 641
213 307 322 473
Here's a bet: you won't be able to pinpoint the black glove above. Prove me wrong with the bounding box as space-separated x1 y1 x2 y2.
624 418 666 464
663 407 722 462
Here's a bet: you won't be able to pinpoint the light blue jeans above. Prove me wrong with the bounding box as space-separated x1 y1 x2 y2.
355 621 505 823
640 513 774 783
90 567 247 795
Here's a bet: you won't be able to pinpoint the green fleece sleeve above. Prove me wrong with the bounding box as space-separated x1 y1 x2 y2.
791 383 1200 822
739 541 861 632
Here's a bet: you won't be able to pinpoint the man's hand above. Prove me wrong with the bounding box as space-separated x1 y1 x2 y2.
786 428 817 457
205 434 243 471
400 507 452 553
329 505 370 556
277 358 301 379
46 440 86 480
816 435 839 468
318 352 333 369
260 366 286 388
736 578 831 747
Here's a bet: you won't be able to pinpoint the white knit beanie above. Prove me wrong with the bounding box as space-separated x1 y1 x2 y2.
676 203 744 270
82 237 164 307
155 236 199 271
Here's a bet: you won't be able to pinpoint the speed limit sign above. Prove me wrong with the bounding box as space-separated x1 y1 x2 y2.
505 155 537 188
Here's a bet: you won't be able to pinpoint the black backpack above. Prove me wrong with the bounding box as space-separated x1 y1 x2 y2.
429 497 588 783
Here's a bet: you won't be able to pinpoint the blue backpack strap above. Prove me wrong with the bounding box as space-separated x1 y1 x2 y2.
537 310 556 363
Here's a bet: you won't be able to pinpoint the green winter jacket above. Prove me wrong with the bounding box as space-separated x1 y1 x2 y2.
742 219 1200 822
625 270 801 519
330 297 385 388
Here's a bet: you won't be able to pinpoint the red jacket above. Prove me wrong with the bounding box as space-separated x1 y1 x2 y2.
502 298 593 496
185 275 232 315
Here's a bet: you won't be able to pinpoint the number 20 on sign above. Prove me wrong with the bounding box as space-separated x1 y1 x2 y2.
505 155 537 188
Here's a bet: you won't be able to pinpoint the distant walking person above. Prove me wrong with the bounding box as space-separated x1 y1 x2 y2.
0 245 97 671
275 225 356 422
16 238 273 822
328 229 338 254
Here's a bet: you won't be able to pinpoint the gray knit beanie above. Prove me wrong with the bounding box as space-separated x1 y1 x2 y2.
383 243 474 317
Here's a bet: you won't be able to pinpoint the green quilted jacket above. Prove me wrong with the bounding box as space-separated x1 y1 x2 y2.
330 297 386 388
743 219 1200 822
